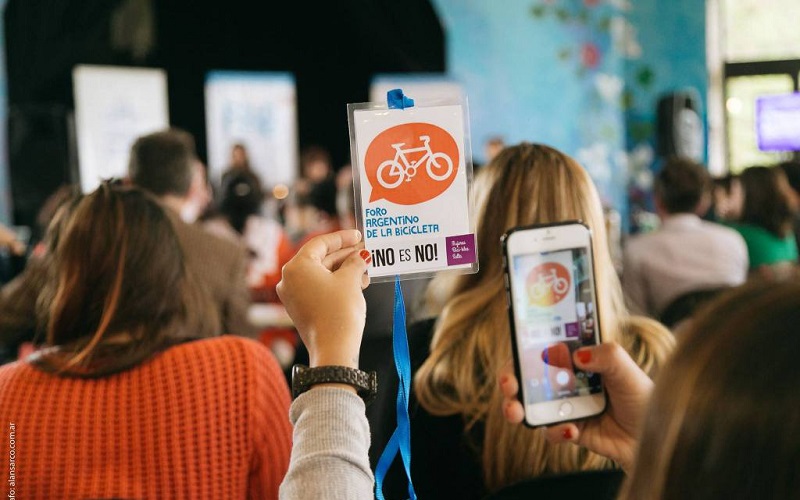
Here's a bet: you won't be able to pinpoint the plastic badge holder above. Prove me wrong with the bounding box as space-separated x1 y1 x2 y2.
347 94 478 283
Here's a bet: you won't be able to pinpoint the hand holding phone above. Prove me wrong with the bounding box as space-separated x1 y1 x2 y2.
499 342 654 472
502 221 605 427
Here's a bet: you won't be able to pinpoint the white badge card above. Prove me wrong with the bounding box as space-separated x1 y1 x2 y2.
348 98 478 281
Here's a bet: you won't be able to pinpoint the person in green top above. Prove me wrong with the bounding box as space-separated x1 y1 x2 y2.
726 166 798 273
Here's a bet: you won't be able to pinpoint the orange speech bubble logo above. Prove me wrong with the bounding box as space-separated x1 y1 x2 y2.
527 262 571 307
365 122 459 205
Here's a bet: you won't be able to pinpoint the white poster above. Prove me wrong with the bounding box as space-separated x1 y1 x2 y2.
370 74 465 104
349 101 477 280
73 65 169 193
205 71 297 187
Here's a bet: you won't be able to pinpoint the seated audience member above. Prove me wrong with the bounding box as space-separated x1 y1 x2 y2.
0 129 257 348
710 173 744 222
205 170 292 296
300 145 333 183
362 144 672 498
622 158 748 318
129 131 255 336
779 160 800 250
283 178 340 250
726 165 798 277
0 184 292 499
275 230 800 500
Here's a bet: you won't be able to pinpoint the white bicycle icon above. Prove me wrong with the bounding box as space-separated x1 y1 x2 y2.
529 269 569 301
377 135 454 189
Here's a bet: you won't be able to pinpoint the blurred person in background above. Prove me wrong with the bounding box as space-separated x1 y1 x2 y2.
710 174 744 222
0 185 78 361
726 165 798 278
0 184 292 499
300 145 333 183
0 128 258 356
283 177 339 250
778 160 800 250
622 158 747 319
127 129 257 336
205 170 292 302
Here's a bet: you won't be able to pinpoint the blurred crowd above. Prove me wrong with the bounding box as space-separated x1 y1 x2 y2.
0 126 798 499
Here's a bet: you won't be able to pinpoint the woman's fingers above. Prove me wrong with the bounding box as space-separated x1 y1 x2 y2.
298 230 362 262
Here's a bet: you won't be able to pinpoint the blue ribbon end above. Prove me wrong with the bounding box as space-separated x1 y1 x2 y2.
387 88 415 110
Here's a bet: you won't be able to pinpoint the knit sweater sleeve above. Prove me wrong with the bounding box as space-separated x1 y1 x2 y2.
246 341 294 500
279 388 374 500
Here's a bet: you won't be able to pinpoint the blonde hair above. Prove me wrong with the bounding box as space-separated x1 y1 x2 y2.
414 143 673 490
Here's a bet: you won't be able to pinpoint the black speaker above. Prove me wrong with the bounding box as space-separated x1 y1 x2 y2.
8 104 78 237
656 89 704 161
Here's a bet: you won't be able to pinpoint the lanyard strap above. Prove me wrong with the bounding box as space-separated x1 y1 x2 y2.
374 275 417 500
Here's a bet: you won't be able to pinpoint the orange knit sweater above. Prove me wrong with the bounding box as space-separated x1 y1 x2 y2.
0 336 292 499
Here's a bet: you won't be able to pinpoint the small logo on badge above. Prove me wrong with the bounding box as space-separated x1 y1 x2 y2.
527 262 571 306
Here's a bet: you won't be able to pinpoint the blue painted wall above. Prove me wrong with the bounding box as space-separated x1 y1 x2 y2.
623 0 707 162
430 0 708 219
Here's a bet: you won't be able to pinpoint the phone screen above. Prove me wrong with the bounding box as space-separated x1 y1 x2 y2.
510 246 601 405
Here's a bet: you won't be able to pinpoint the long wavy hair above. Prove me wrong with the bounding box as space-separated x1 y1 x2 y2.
415 143 673 490
33 184 192 377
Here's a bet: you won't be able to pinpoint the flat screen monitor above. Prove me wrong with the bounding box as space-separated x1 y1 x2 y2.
756 92 800 151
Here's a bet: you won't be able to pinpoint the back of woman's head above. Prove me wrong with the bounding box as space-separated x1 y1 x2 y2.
35 184 188 377
416 143 632 489
739 166 796 237
622 281 800 500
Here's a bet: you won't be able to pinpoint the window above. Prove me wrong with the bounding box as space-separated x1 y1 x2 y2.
711 0 800 173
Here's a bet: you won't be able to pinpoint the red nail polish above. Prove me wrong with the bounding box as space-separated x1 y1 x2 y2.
576 350 592 364
359 250 371 263
562 428 573 440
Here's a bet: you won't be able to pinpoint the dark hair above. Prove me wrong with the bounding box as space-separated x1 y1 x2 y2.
712 173 737 194
219 170 264 234
33 184 189 377
779 161 800 196
739 166 795 237
654 157 710 214
308 179 338 218
622 280 800 499
128 129 197 197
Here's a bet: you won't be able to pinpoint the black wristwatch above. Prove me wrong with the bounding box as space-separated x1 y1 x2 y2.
291 364 378 405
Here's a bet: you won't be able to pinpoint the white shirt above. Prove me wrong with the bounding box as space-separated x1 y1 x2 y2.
622 214 748 317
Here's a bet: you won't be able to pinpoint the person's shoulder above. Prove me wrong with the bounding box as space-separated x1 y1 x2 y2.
0 360 32 380
172 217 246 263
177 335 271 360
624 230 659 258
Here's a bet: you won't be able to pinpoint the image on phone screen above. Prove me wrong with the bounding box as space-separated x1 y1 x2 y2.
510 246 601 406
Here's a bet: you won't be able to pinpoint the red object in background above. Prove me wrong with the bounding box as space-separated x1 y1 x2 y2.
581 43 600 68
584 0 600 6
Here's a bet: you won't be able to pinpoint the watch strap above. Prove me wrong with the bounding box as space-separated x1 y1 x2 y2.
292 364 378 405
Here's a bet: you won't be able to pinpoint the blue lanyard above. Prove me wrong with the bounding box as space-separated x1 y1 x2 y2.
374 275 417 500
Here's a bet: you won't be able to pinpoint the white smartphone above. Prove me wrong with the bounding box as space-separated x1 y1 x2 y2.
502 221 606 427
